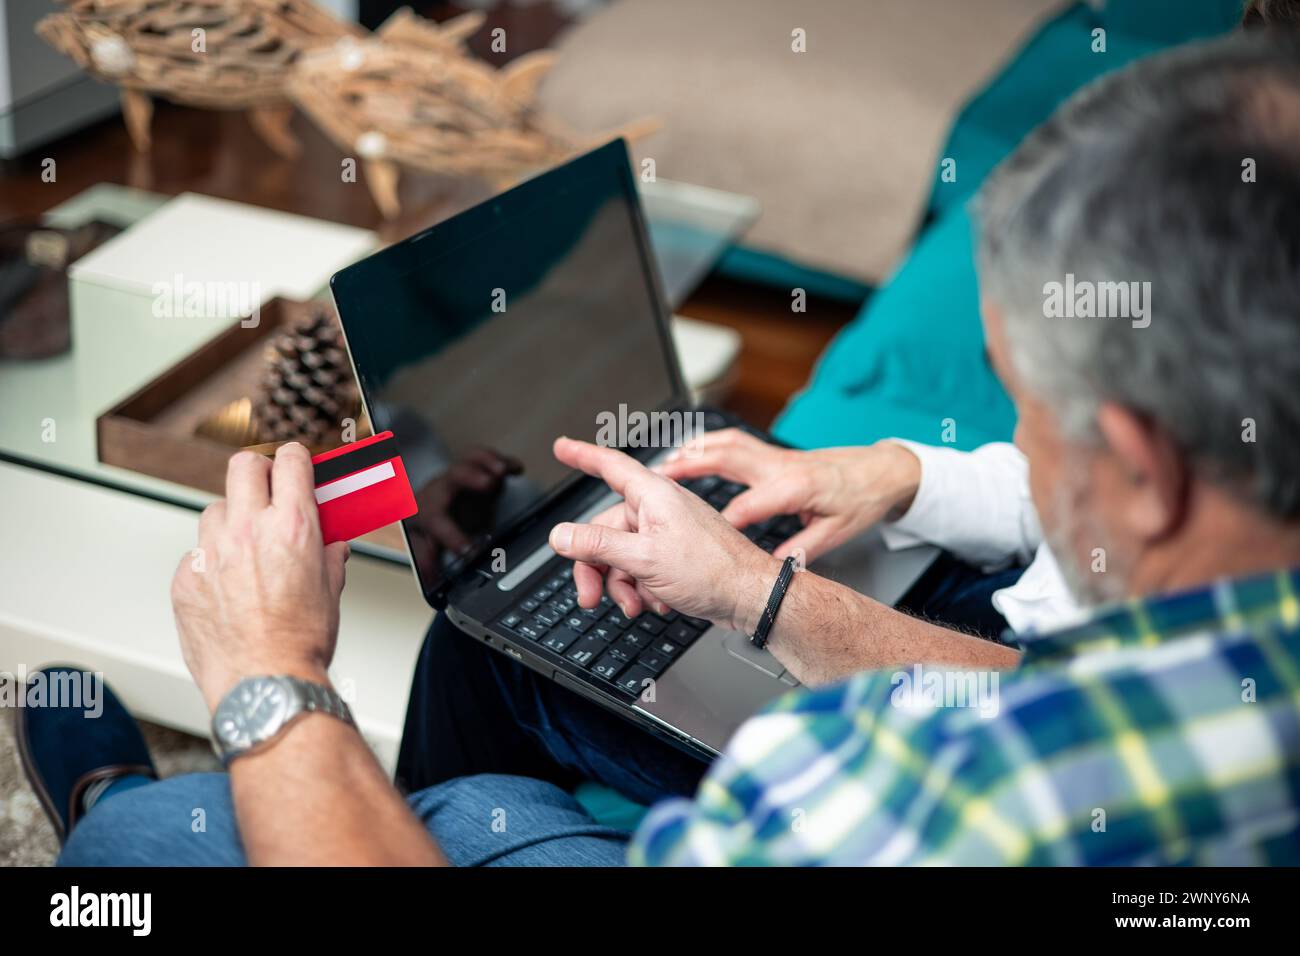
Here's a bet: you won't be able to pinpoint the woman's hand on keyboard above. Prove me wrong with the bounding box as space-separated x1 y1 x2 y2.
658 428 921 564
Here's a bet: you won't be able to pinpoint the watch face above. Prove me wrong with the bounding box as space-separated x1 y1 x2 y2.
214 677 292 752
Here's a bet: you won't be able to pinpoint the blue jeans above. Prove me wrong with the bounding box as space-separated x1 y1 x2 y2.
59 553 1021 866
59 772 628 867
57 614 698 868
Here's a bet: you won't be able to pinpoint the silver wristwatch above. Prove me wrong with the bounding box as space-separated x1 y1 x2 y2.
211 675 355 766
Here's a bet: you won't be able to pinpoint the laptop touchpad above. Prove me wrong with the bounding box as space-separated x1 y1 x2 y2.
721 629 786 679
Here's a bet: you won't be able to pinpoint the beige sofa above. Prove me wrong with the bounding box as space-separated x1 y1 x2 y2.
539 0 1066 284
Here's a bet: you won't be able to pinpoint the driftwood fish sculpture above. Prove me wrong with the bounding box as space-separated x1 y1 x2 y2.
36 0 365 157
36 3 656 217
289 8 658 218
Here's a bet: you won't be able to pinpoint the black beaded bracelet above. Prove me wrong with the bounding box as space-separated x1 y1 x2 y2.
751 555 798 650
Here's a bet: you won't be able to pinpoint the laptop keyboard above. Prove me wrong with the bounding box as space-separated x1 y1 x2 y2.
493 475 801 701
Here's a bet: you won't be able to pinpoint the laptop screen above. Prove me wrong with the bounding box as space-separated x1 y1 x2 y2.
332 141 684 602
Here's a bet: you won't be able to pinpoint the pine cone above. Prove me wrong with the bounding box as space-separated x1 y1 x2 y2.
255 303 359 445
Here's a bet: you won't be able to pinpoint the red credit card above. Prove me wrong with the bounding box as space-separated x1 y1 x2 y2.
311 431 418 545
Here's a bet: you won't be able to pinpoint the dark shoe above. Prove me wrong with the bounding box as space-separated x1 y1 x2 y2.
14 665 157 843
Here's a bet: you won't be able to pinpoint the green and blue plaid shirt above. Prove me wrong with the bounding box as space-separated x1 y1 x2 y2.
629 569 1300 865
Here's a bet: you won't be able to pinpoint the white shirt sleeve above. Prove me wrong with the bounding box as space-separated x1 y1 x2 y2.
878 441 1040 568
876 440 1084 635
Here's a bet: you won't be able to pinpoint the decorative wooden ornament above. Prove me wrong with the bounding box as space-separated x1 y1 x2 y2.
289 8 658 218
36 0 363 157
38 2 658 216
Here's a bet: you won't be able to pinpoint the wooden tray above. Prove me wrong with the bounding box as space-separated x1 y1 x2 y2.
96 297 407 553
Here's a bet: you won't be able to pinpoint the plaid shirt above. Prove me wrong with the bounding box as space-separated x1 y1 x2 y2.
629 569 1300 866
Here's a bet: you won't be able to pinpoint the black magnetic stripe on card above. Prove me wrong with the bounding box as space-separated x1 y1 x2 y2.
313 436 400 487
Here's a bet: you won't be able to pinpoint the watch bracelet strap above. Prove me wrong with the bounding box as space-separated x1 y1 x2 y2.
751 555 797 650
289 676 354 726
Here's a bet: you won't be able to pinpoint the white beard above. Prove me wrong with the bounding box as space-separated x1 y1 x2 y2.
1040 458 1130 608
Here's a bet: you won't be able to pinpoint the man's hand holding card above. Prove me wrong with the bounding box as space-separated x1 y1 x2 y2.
311 430 418 545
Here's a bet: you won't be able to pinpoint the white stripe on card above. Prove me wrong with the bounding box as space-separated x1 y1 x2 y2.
314 460 395 505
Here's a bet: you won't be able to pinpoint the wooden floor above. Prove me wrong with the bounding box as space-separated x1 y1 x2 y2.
679 277 855 426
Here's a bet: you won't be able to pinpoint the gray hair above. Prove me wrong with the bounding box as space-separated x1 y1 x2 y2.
975 32 1300 520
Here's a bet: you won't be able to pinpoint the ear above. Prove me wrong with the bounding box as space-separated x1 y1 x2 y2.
1095 402 1188 542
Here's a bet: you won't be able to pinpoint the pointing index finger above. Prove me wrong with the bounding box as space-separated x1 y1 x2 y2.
553 437 653 508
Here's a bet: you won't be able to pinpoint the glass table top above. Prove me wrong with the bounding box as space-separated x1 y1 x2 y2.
0 179 758 562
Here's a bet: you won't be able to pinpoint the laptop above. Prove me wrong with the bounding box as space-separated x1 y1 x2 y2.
330 139 935 758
